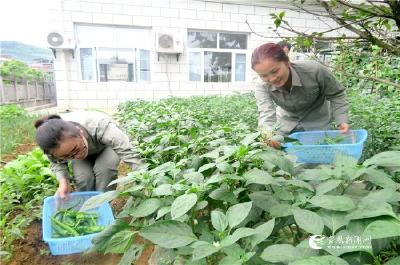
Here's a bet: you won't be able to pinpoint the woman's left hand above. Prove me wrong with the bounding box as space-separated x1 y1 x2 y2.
338 123 350 134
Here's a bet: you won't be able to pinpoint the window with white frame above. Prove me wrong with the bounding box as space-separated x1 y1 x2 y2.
76 25 151 82
188 31 247 82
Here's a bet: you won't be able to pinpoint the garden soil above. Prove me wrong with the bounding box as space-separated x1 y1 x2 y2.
0 142 37 166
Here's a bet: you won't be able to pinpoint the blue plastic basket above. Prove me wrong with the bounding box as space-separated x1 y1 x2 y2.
283 129 368 164
42 191 115 255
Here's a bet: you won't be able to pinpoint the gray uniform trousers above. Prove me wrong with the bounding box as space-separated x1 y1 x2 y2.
71 147 120 192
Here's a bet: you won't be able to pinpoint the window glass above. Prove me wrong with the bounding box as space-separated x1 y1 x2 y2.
204 52 231 82
235 53 246 81
188 31 217 48
187 31 247 82
219 33 247 49
76 25 151 82
189 52 201 81
97 48 134 82
80 48 93 80
139 49 150 81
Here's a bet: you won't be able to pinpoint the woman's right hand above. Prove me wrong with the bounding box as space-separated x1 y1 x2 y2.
56 177 71 200
266 139 282 149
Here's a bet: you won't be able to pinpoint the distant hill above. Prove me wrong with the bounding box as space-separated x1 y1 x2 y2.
0 41 53 63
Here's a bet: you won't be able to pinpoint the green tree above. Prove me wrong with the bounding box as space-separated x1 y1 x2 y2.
0 59 44 80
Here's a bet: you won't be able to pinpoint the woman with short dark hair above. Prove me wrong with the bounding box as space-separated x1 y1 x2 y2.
251 43 350 148
35 111 142 199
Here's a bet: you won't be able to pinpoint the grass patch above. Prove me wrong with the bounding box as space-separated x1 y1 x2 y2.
0 105 38 160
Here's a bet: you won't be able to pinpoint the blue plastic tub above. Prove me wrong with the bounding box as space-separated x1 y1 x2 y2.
42 191 114 255
283 129 368 164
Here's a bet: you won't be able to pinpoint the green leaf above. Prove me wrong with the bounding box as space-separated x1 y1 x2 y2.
226 202 253 228
198 163 216 173
261 244 302 263
219 255 242 265
192 241 219 261
309 195 355 211
300 168 331 181
346 202 397 220
171 193 198 219
216 162 234 173
316 180 342 195
118 244 144 265
363 218 400 239
363 151 400 167
92 220 131 253
150 162 176 174
289 255 349 265
295 239 319 258
153 184 173 196
80 190 119 211
195 200 208 211
220 227 257 247
209 185 237 204
288 179 314 192
249 191 279 212
249 219 275 248
293 208 324 235
274 186 294 201
221 243 245 258
139 220 197 248
254 151 294 174
211 210 228 232
184 172 204 185
363 168 400 189
241 132 260 146
156 206 171 220
243 168 276 186
201 149 220 159
317 209 348 234
270 203 293 217
205 174 225 184
104 230 136 253
130 198 161 218
385 257 400 265
360 189 399 205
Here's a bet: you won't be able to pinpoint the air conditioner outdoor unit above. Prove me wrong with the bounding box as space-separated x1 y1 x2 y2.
155 32 184 54
47 32 76 49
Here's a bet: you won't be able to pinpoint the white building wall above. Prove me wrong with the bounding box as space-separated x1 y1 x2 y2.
48 0 338 112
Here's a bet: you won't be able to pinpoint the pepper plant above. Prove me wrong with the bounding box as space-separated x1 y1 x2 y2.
80 95 400 265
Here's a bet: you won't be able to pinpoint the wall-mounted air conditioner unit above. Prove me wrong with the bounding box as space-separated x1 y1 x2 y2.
47 32 76 58
47 32 76 49
155 32 184 61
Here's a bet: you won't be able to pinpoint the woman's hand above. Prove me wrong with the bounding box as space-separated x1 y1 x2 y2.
266 139 282 149
56 177 71 200
261 130 283 149
338 123 350 134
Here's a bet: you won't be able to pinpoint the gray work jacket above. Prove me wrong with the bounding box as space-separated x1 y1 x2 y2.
49 111 142 180
255 60 349 135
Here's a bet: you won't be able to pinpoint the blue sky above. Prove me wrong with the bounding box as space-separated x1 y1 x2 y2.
0 0 51 48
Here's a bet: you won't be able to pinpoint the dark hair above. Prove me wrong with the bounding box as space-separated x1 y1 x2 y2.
251 43 289 69
34 114 80 154
278 41 292 50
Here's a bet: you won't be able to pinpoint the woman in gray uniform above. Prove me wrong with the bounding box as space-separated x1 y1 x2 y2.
34 111 142 199
251 42 350 148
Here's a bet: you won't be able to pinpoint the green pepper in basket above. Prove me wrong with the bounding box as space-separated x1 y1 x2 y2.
50 209 105 238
